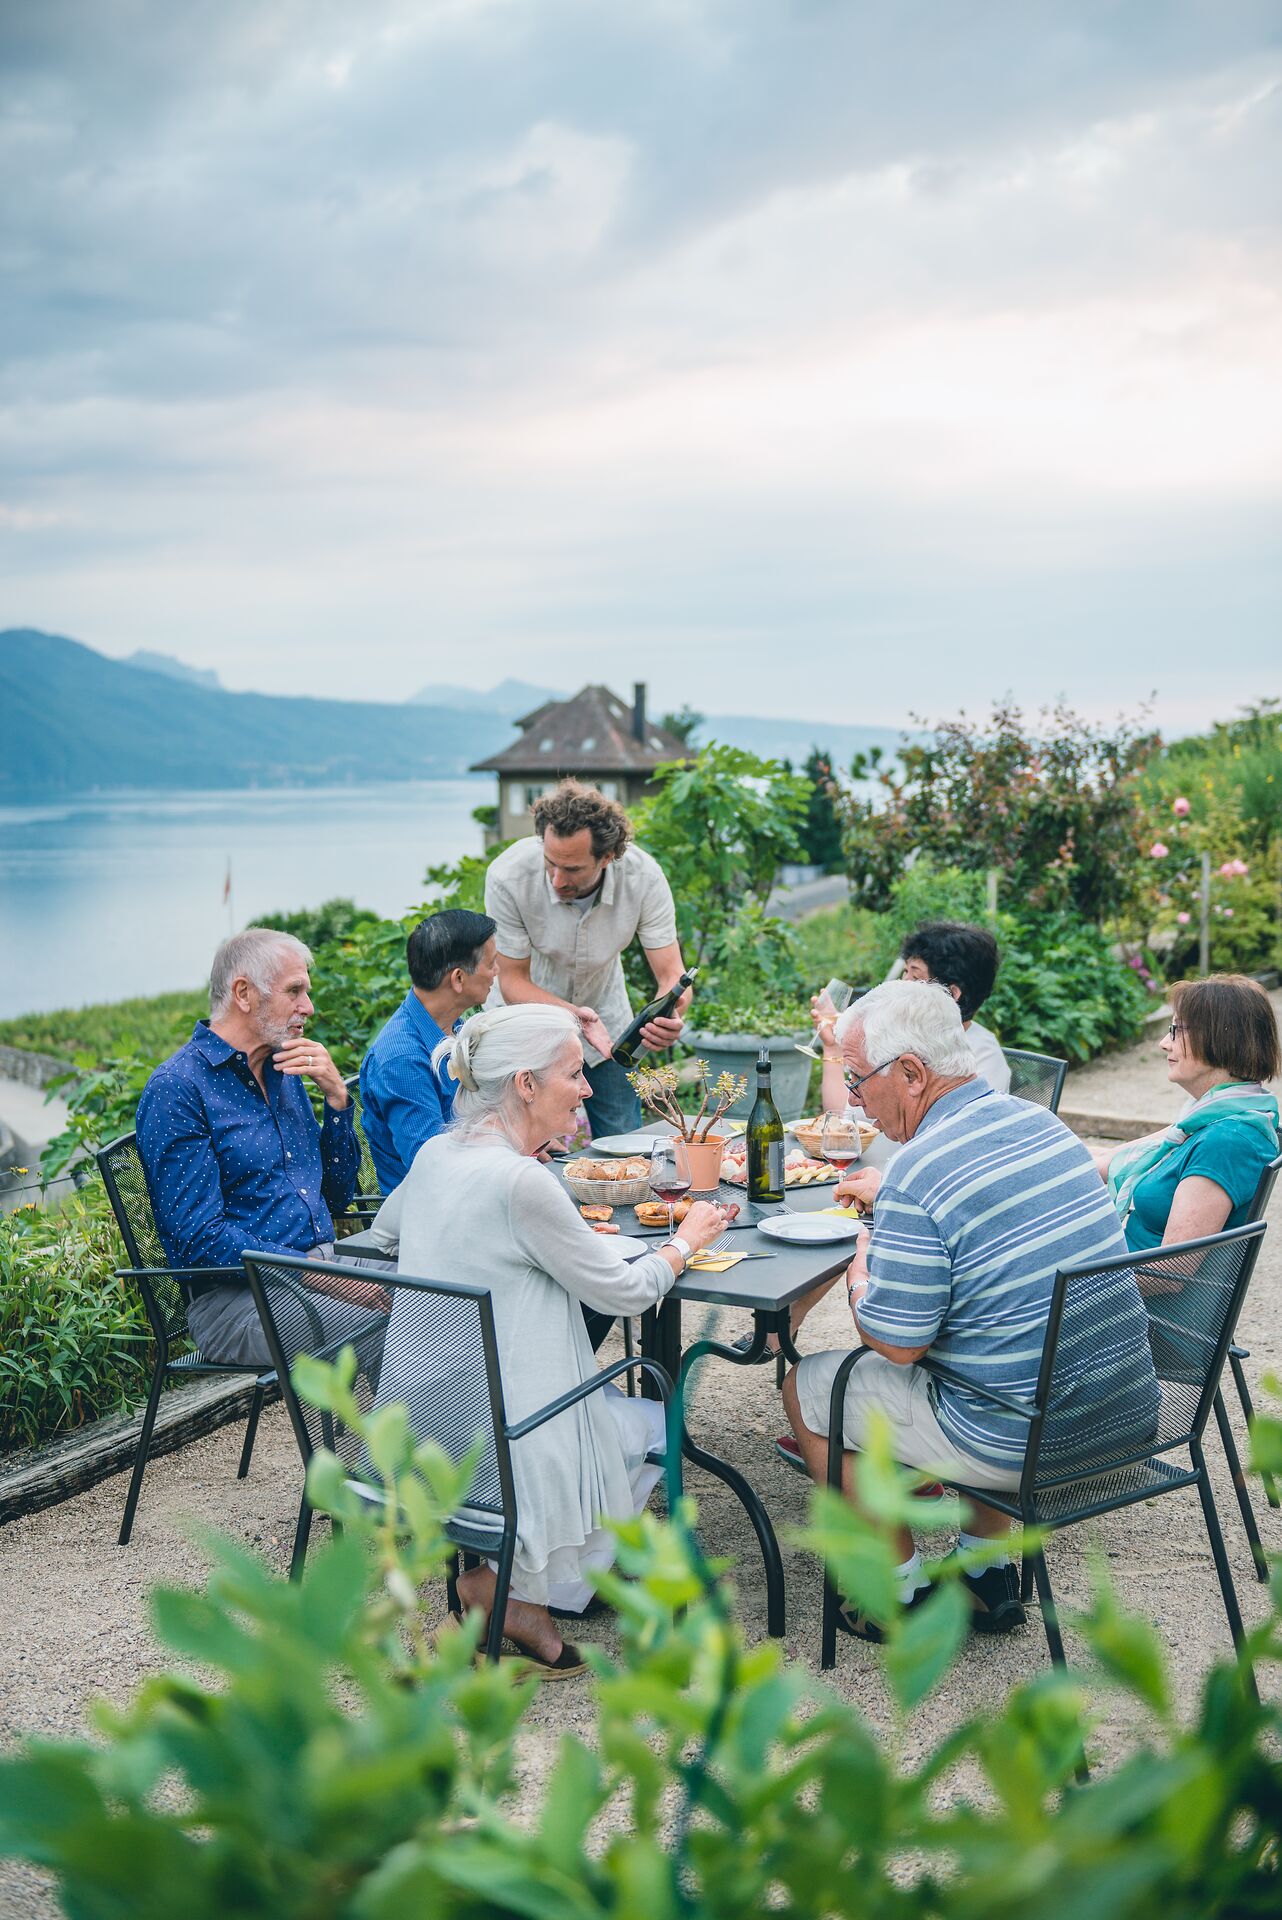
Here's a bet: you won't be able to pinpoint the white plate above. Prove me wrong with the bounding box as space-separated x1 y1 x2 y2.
757 1213 861 1246
588 1132 661 1155
612 1234 650 1259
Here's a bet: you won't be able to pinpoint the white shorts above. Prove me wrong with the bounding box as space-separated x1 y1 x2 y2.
794 1348 1022 1491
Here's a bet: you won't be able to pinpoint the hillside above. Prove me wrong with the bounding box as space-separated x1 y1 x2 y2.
0 630 510 798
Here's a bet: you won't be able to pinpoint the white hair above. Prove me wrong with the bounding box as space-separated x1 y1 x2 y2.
433 1003 582 1143
209 927 312 1016
835 979 975 1080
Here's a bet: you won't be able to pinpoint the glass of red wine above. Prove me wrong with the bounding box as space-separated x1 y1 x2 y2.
648 1138 692 1236
819 1113 862 1178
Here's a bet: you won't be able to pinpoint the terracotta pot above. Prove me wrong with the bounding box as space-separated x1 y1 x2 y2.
682 1133 728 1192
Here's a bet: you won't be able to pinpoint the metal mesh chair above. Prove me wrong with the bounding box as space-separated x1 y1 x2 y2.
821 1221 1268 1694
1001 1046 1068 1113
97 1132 278 1546
1223 1151 1282 1537
337 1072 383 1226
242 1250 676 1658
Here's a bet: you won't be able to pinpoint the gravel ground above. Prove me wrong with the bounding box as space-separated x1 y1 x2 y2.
3 1025 1280 1915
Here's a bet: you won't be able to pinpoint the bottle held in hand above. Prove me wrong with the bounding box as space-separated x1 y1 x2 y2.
611 966 698 1066
746 1047 785 1204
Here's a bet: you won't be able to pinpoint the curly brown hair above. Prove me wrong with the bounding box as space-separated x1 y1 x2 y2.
532 779 632 858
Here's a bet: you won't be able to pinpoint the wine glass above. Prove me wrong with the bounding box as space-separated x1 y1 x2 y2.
796 979 854 1061
819 1111 862 1177
648 1137 692 1236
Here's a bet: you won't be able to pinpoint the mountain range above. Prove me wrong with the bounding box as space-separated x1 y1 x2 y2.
2 630 909 800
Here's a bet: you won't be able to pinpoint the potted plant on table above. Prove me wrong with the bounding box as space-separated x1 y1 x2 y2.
626 1059 747 1189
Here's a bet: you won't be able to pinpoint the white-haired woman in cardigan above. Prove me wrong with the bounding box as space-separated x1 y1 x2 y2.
370 1003 730 1676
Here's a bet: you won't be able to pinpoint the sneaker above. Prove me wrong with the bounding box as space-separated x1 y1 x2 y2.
730 1331 774 1363
834 1583 933 1644
960 1560 1026 1634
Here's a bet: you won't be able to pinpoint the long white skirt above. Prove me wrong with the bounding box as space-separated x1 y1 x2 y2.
492 1385 668 1613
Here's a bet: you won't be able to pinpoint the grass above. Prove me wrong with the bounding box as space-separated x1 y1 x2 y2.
0 989 208 1066
791 899 882 988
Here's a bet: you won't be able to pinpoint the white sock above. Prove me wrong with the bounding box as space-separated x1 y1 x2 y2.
894 1550 930 1601
958 1529 1011 1568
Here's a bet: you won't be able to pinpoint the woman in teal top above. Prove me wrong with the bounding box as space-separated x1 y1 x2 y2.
1097 973 1279 1254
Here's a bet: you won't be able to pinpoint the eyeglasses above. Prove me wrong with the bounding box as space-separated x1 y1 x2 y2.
1166 1020 1186 1040
842 1055 903 1096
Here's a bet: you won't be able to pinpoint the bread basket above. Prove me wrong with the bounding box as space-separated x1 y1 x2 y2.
791 1116 878 1159
563 1157 652 1207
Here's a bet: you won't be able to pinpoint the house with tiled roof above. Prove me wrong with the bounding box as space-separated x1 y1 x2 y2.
469 682 688 842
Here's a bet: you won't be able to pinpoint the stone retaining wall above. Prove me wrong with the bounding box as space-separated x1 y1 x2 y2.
0 1042 71 1090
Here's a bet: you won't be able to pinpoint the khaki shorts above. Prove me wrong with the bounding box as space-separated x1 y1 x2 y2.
794 1348 1022 1491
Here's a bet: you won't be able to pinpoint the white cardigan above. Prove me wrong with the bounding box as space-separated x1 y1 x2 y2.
370 1134 675 1597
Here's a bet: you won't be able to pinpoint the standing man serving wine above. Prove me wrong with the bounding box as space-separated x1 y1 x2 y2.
484 780 693 1138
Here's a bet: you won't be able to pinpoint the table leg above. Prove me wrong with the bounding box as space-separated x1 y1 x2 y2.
677 1312 787 1638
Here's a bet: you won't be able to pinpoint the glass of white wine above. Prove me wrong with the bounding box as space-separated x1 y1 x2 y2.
796 979 854 1062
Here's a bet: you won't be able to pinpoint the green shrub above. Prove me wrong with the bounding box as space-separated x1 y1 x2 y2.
985 910 1153 1060
0 1184 147 1453
2 1359 1279 1915
258 896 380 949
0 990 208 1066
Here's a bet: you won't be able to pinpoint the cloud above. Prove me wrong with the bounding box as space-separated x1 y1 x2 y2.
1 1 1279 726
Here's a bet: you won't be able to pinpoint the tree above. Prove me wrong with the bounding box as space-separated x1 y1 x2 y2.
838 700 1159 922
659 703 704 747
798 747 846 871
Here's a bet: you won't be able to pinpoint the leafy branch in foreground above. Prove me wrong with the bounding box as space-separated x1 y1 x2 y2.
0 1360 1279 1917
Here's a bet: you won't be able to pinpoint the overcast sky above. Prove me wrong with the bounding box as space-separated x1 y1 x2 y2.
3 0 1279 734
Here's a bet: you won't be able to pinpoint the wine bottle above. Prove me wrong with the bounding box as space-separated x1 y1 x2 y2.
610 966 698 1066
746 1046 785 1204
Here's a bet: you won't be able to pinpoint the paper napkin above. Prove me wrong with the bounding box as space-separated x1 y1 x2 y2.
687 1249 748 1272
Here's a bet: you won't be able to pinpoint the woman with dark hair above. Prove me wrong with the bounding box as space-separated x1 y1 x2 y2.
1097 973 1280 1250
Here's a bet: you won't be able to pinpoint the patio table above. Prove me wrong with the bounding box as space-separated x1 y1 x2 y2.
550 1158 859 1638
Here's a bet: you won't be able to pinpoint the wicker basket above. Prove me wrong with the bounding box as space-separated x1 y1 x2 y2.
792 1117 878 1159
564 1161 652 1206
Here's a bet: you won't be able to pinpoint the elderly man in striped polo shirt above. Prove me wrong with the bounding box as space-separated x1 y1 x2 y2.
782 980 1159 1642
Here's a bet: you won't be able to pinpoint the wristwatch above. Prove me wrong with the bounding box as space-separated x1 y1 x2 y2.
668 1236 693 1266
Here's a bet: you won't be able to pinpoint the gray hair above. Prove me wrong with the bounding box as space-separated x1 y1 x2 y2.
433 1003 582 1142
835 979 975 1080
209 927 313 1016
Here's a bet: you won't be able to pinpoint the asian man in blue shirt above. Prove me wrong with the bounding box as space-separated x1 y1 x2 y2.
359 909 498 1193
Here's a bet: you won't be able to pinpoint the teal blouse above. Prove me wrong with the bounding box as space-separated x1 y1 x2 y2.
1123 1117 1275 1253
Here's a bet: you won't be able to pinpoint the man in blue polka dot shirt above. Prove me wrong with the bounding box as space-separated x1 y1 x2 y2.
136 927 391 1366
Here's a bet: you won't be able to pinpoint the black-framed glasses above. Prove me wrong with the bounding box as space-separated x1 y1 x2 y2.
842 1054 903 1097
1167 1020 1186 1040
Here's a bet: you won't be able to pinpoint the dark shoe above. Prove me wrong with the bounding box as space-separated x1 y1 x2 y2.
731 1331 773 1362
548 1593 612 1622
775 1433 808 1473
961 1561 1026 1634
500 1634 590 1680
834 1583 932 1645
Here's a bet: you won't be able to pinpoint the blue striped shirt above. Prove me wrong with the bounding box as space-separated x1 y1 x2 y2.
860 1083 1159 1473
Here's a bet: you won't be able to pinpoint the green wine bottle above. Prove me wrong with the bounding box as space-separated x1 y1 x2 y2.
610 966 698 1066
746 1046 785 1204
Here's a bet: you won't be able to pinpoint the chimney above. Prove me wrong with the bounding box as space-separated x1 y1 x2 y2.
632 681 647 743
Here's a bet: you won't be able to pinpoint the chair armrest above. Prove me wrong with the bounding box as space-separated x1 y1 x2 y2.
505 1356 673 1440
115 1265 245 1281
915 1355 1039 1422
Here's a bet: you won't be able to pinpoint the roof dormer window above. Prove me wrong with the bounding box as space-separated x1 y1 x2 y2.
539 738 554 752
580 736 596 751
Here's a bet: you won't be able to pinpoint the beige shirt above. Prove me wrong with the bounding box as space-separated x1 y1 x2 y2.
484 837 678 1064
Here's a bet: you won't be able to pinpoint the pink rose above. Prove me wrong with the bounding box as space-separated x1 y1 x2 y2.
1150 841 1169 858
1172 796 1190 816
1224 908 1234 918
1177 911 1190 924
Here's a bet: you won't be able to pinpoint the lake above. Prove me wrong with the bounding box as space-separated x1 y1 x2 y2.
0 780 493 1019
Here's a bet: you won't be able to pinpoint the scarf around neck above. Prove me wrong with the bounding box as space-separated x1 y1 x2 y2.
1107 1081 1279 1227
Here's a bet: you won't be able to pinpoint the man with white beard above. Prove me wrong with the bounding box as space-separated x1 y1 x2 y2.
136 926 390 1365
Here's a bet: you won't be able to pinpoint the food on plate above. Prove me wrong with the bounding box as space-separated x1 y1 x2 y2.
567 1157 651 1184
718 1144 838 1187
590 1221 621 1235
579 1204 614 1222
635 1197 692 1227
